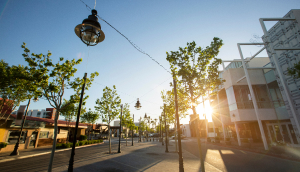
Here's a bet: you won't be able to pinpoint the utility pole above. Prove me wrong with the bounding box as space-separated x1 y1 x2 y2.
132 114 134 146
164 104 168 153
68 73 87 172
161 115 164 146
173 77 184 172
10 99 31 156
118 104 123 153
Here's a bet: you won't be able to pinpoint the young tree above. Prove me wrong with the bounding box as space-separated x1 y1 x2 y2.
81 109 100 140
166 39 223 171
21 43 99 171
0 59 42 126
95 85 121 153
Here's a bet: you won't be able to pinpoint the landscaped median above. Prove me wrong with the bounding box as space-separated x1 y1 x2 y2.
56 139 103 149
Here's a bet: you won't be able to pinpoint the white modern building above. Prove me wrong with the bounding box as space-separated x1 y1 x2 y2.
192 9 300 150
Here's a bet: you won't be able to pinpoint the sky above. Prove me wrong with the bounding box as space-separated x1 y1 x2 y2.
0 0 299 125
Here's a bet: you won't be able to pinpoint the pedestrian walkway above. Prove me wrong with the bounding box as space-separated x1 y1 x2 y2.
51 140 218 172
183 137 300 162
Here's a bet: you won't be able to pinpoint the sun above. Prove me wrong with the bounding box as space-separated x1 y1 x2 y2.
196 100 213 122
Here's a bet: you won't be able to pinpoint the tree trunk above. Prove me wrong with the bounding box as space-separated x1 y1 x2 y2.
48 110 60 172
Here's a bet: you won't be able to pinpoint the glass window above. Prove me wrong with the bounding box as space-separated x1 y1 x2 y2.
39 131 49 139
6 130 27 144
37 112 41 117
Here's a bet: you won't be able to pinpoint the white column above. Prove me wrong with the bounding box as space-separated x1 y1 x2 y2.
235 122 241 146
218 93 226 141
237 43 269 150
259 18 300 141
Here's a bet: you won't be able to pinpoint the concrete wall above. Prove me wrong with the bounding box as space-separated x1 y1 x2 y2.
223 68 267 90
229 108 278 122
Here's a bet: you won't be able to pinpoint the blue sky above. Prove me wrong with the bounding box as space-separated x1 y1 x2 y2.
0 0 299 125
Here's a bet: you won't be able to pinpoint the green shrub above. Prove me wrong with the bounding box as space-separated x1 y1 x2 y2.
79 141 84 146
0 142 8 149
88 140 93 144
92 140 96 144
56 143 62 149
100 139 103 143
75 143 79 147
80 135 87 141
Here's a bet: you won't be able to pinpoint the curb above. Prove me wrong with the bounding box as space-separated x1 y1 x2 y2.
0 142 104 163
207 142 300 162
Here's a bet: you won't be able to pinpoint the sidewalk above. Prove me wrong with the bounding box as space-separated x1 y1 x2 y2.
0 142 104 163
186 137 300 162
52 141 218 172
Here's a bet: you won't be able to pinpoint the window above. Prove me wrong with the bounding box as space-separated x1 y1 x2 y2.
39 131 49 139
37 112 41 117
6 130 27 144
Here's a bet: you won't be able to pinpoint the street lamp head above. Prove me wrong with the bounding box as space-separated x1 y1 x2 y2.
134 98 142 110
74 9 105 46
144 113 147 119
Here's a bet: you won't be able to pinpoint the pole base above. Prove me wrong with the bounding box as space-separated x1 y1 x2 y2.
10 150 19 156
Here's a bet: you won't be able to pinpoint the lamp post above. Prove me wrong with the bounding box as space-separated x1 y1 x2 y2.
144 113 150 142
161 114 164 146
118 104 123 153
134 98 142 110
164 104 168 153
10 98 38 156
75 9 105 46
132 114 134 146
68 73 87 172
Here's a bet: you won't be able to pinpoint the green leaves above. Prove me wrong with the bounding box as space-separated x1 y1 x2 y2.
95 85 122 124
165 38 224 114
81 110 100 124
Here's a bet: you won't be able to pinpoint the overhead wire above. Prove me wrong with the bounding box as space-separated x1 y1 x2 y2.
78 0 172 75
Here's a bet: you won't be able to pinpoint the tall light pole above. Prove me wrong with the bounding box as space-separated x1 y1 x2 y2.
10 98 38 156
118 104 123 153
68 73 87 172
132 114 134 146
164 104 168 153
161 114 164 146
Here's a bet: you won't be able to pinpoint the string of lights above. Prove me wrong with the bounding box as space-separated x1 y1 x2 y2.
79 0 172 75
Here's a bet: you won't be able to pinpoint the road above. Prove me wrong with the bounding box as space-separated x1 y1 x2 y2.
180 138 300 172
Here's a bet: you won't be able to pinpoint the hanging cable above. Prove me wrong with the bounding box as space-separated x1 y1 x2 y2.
79 0 172 75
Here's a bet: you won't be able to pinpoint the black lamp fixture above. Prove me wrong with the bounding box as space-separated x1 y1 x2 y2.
75 9 105 46
135 98 142 110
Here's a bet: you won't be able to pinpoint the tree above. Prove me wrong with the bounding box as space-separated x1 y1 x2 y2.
95 85 121 153
21 43 99 171
166 39 223 171
81 109 100 140
0 58 43 126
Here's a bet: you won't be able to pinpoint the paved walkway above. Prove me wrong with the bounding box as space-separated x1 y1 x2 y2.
180 137 300 162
